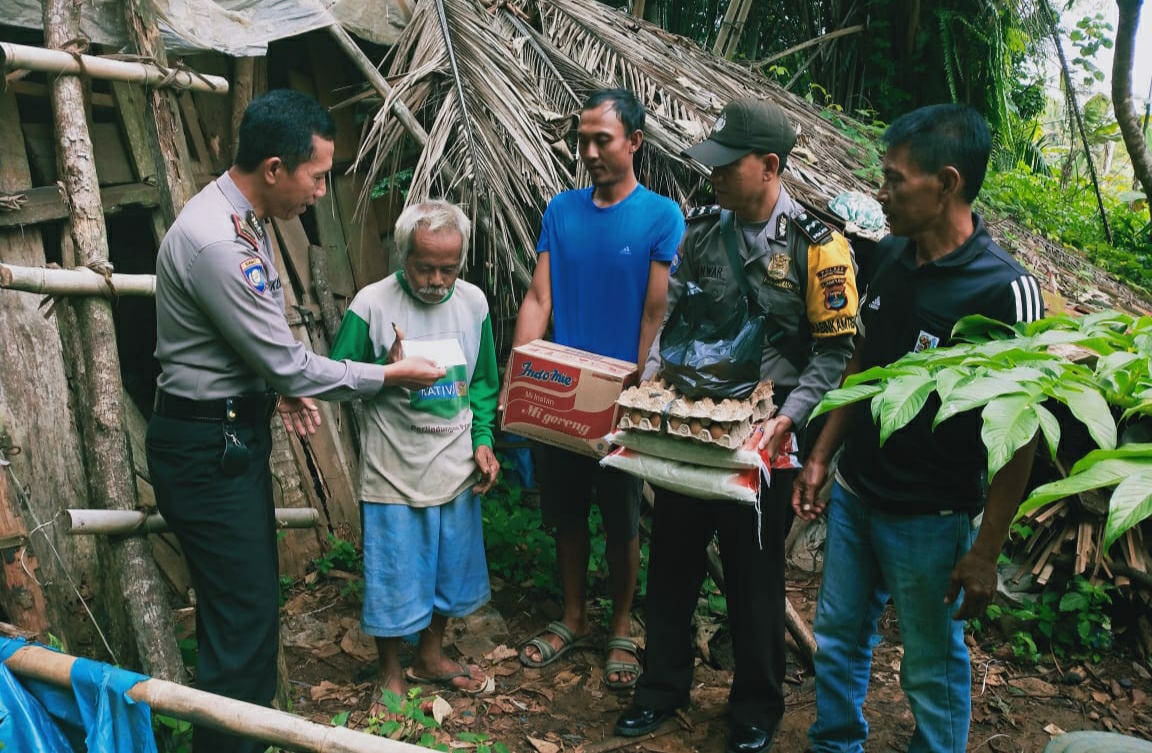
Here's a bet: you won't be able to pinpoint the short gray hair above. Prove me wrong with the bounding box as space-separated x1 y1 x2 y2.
394 200 471 272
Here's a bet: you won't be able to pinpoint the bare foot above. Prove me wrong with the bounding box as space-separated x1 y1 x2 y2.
368 672 406 718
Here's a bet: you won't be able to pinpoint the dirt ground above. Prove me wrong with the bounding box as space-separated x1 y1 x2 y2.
282 567 1152 753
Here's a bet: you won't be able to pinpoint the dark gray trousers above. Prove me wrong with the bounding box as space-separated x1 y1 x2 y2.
146 414 278 753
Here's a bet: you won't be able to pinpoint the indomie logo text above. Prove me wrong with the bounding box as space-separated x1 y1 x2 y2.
518 361 573 386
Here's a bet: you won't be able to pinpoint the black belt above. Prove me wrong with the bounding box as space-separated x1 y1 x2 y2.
153 390 277 423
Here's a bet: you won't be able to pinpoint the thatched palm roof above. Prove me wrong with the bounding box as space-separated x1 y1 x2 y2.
352 0 1151 332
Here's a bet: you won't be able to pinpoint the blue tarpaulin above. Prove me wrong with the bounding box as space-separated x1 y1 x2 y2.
0 638 158 752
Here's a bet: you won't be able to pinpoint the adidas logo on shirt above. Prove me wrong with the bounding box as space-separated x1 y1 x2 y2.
868 295 881 310
619 246 632 255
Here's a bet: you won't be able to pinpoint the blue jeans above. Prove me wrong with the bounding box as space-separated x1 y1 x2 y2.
808 482 977 753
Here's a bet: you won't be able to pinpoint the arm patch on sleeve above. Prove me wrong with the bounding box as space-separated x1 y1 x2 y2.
805 233 859 338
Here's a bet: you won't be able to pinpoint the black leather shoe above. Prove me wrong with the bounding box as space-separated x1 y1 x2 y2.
614 704 674 737
725 721 779 753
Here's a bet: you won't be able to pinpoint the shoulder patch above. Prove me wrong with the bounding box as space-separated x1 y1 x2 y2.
790 211 834 246
685 204 721 223
240 257 268 295
233 214 261 253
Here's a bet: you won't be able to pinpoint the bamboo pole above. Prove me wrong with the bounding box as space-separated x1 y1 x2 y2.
0 42 228 94
752 26 866 70
65 508 319 536
0 263 155 297
44 0 185 683
3 642 429 753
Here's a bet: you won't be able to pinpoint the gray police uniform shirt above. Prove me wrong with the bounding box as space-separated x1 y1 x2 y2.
646 186 859 428
154 171 384 400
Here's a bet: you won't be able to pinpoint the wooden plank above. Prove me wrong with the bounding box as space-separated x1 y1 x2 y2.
268 230 361 558
184 53 233 172
0 182 160 228
22 122 135 187
110 81 157 185
175 91 212 175
7 79 115 108
270 217 316 305
333 173 389 289
0 464 51 638
313 193 356 298
1075 519 1093 575
110 81 167 246
0 87 99 648
304 33 361 164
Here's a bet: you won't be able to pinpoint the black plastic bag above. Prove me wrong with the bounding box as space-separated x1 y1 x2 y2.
658 282 764 399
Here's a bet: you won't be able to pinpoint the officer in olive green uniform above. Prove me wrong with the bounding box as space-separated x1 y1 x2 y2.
617 99 858 753
146 90 443 753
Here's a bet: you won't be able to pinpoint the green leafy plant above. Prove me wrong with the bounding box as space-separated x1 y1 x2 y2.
370 168 416 201
811 311 1152 547
314 533 361 575
480 462 559 593
978 170 1152 292
313 533 366 602
363 688 446 746
337 687 508 752
983 577 1113 662
153 713 193 753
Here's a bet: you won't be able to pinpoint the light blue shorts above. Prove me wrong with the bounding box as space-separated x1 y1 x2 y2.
360 488 491 637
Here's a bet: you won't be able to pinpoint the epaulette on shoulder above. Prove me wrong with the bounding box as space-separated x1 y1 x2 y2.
685 204 721 223
790 211 834 246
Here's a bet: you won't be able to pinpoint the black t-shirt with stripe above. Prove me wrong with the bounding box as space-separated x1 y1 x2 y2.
840 214 1044 513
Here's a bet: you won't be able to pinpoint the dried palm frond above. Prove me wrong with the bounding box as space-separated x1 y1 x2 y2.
354 0 886 334
353 0 1150 349
355 0 570 321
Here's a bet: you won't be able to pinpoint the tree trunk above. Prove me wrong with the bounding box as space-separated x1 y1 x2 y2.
1044 0 1112 242
0 83 100 654
43 0 185 684
124 0 198 225
1113 0 1152 215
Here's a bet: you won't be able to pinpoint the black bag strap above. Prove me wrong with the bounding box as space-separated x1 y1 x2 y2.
719 210 759 311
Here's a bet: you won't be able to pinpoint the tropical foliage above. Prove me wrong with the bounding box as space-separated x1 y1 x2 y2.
811 312 1152 550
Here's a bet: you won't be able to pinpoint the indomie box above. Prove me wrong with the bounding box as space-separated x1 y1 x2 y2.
501 340 638 457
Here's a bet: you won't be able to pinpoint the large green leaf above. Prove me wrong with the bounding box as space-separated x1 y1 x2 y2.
809 383 883 420
1016 457 1152 519
981 394 1040 480
843 365 912 387
935 367 976 403
1035 402 1061 461
1121 399 1152 421
1068 443 1152 474
1103 469 1152 549
934 375 1028 427
951 314 1018 342
876 373 936 446
1049 382 1118 449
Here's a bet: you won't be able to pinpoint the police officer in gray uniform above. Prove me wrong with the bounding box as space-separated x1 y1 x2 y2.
146 89 444 753
615 99 859 753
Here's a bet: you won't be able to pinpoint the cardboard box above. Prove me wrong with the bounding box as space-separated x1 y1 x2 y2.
501 340 638 457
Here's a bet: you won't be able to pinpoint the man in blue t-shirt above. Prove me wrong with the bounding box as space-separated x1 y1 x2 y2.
513 88 685 690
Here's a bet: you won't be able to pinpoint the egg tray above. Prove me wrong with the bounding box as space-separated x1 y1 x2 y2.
615 380 774 449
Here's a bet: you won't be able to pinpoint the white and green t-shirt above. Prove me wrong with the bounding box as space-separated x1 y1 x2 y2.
329 272 499 506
